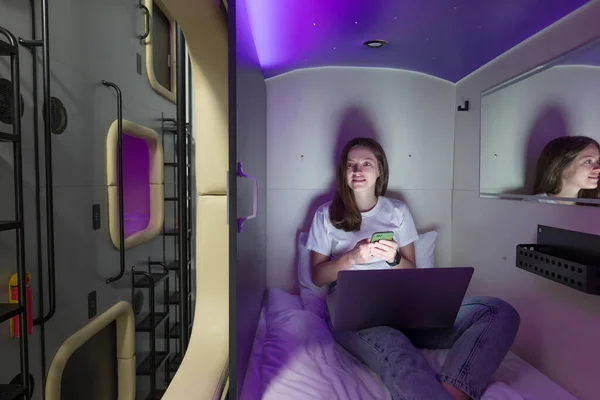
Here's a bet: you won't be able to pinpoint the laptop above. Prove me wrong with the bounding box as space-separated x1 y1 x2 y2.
326 267 474 331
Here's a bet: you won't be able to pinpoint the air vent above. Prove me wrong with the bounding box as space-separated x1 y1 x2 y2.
0 78 25 124
43 96 68 135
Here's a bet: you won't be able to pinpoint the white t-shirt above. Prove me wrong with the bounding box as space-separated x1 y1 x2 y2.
306 196 419 271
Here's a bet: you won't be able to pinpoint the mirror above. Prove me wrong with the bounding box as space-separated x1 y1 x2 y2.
479 36 600 206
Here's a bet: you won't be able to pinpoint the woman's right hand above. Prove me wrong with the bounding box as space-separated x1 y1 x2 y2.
348 239 374 265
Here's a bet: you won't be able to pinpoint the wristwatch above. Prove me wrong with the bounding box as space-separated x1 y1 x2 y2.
386 250 402 267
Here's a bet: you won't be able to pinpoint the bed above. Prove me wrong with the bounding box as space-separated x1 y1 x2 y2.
239 232 579 400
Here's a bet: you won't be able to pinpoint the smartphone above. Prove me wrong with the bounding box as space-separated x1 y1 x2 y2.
370 231 394 242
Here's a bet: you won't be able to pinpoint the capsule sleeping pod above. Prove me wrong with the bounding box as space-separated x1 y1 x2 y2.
2 0 600 399
235 1 600 400
1 0 228 399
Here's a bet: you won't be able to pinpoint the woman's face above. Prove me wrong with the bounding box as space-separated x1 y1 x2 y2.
346 146 380 194
562 143 600 190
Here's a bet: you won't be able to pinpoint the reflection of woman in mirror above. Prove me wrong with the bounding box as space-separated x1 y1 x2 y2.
533 136 600 204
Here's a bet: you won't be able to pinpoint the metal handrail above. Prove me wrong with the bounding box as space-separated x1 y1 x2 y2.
176 24 190 352
103 81 126 284
30 0 57 326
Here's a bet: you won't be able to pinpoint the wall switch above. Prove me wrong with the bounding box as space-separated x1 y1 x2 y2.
88 291 97 319
92 204 101 230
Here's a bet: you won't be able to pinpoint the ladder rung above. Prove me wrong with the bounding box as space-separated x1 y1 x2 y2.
169 291 180 304
167 260 178 270
0 221 21 232
145 389 166 400
133 272 168 288
136 312 168 332
0 304 23 324
0 40 17 56
169 322 180 338
164 162 191 168
0 132 20 142
136 352 168 375
0 384 26 400
169 353 183 373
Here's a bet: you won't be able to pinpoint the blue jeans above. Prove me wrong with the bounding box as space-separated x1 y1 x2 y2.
326 296 520 400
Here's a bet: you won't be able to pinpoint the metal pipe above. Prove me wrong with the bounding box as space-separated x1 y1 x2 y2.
176 24 189 351
102 81 126 284
28 0 47 393
34 0 56 325
1 25 31 397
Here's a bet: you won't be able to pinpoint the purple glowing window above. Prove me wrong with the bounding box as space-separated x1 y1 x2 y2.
118 133 151 237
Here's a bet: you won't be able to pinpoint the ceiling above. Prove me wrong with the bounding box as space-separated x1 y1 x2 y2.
237 0 592 82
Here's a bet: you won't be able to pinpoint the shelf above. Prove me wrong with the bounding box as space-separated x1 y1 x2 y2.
134 272 168 288
0 385 26 400
169 353 182 373
146 389 166 400
516 244 600 295
136 312 168 332
136 352 169 376
169 323 180 339
0 304 22 324
169 291 180 305
0 132 19 142
0 221 21 232
0 40 17 56
167 261 178 270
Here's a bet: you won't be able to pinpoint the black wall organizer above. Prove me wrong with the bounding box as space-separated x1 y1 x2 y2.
132 259 171 399
0 25 31 399
516 225 600 295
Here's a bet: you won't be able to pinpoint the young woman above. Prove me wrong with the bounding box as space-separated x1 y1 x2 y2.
306 137 520 400
533 136 600 205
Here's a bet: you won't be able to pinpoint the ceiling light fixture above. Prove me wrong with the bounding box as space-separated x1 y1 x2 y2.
363 39 387 48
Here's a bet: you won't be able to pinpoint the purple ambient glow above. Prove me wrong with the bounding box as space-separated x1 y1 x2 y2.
117 133 151 238
239 0 592 81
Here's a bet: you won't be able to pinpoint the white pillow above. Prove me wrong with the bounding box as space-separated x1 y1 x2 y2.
414 231 438 268
297 231 317 290
297 231 328 317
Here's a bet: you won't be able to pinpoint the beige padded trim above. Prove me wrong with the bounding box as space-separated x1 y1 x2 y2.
107 184 164 250
46 301 136 400
156 0 229 397
163 196 229 399
165 0 228 195
142 0 178 103
192 69 228 195
106 119 164 187
220 378 229 400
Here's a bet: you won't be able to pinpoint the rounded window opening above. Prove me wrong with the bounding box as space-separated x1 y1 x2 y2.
106 119 164 250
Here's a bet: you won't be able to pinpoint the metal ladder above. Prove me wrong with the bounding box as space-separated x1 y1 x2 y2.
0 25 30 400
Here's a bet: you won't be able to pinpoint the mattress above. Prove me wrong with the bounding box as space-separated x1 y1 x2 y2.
240 288 578 400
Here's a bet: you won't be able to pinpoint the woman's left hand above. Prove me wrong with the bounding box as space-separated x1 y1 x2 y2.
371 240 398 263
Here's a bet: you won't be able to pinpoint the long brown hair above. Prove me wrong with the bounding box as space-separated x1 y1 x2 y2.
533 135 600 200
330 137 389 231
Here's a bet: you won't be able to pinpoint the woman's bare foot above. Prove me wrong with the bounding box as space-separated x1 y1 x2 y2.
441 382 470 400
